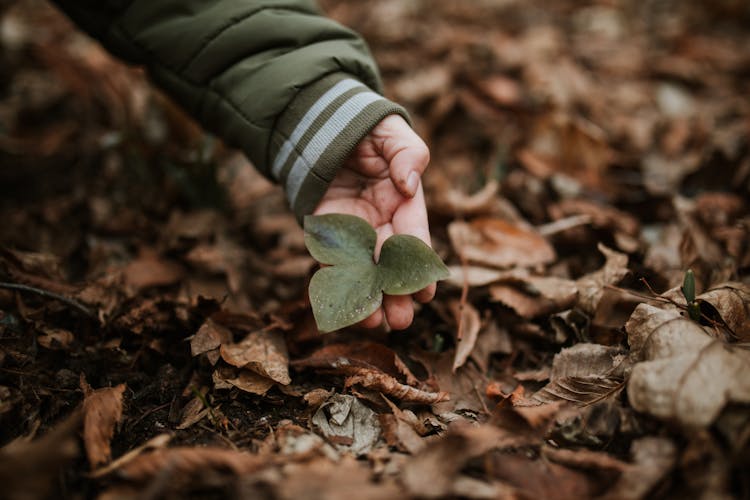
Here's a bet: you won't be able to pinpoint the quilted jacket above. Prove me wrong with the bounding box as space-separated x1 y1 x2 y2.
52 0 408 217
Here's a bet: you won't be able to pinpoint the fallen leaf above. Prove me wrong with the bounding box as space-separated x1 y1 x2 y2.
490 275 578 318
601 437 677 500
401 424 530 498
575 243 629 315
448 218 556 269
0 411 82 500
276 455 401 500
542 445 628 472
696 282 750 341
80 378 126 469
311 394 381 456
487 450 609 499
37 327 74 349
115 447 264 482
212 367 275 396
123 251 183 292
190 318 232 357
292 342 421 386
304 214 449 332
293 342 449 404
220 330 290 385
532 343 627 405
445 265 529 288
410 350 489 415
626 303 750 427
344 368 450 405
450 300 481 371
90 434 172 478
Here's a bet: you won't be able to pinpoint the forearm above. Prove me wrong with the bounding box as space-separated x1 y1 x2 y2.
51 0 407 218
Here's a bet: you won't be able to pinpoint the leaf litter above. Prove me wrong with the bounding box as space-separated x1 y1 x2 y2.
1 0 750 498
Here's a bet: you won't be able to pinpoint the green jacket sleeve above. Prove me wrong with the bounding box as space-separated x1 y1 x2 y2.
51 0 408 218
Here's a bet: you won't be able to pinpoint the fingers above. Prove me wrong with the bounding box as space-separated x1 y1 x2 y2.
383 295 413 330
358 308 383 329
378 115 430 198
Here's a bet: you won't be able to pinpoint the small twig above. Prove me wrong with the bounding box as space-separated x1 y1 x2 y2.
536 214 592 236
0 281 97 320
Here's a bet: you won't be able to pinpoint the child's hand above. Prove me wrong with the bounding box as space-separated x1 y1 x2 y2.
313 115 434 330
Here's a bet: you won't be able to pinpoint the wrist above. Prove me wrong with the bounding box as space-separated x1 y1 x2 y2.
268 72 409 221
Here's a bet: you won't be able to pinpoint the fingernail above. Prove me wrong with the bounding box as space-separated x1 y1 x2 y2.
406 171 419 196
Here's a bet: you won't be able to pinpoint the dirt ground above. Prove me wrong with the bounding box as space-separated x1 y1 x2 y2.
0 0 749 498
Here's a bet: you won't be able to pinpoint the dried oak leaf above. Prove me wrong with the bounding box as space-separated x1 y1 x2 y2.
532 343 627 406
626 303 750 427
220 330 290 385
80 378 126 469
448 217 555 269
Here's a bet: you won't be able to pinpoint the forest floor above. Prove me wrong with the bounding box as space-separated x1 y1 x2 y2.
0 0 749 498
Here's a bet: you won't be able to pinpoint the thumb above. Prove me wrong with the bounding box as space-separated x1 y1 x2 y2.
378 115 430 198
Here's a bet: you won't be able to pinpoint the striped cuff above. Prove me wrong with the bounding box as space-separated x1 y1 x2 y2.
269 73 409 220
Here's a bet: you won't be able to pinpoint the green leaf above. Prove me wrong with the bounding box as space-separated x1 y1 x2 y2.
304 214 449 333
308 265 383 333
304 213 375 265
379 234 449 295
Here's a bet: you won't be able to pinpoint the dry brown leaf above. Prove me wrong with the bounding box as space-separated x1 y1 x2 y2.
429 178 503 217
276 455 401 500
626 303 750 427
311 394 381 456
486 451 608 499
37 327 74 349
184 236 246 293
80 378 126 469
445 265 529 288
344 368 449 404
575 243 629 315
190 318 233 357
220 330 290 385
448 218 556 269
115 447 264 482
410 350 489 415
401 424 529 498
0 410 82 500
490 276 578 318
91 434 172 478
292 342 421 386
471 320 513 374
123 251 183 292
532 343 627 405
476 75 523 107
212 367 275 395
601 437 677 500
696 282 750 341
450 300 481 372
542 445 628 472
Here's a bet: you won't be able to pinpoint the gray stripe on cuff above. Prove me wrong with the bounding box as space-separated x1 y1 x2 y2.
285 90 382 205
271 78 364 179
